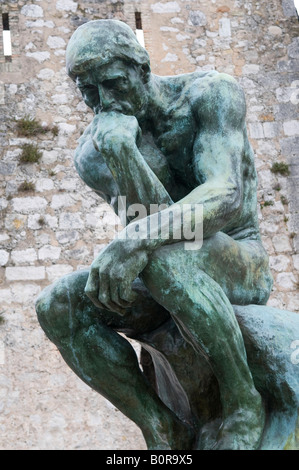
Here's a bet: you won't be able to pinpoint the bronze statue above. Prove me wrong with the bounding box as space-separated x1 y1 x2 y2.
36 20 299 450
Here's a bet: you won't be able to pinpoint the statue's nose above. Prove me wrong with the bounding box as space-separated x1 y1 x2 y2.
98 85 115 110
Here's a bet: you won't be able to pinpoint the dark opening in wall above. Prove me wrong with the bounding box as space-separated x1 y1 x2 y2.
2 13 9 30
2 13 12 61
135 12 142 30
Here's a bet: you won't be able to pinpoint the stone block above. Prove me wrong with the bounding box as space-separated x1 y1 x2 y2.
276 87 298 103
0 233 9 243
276 272 297 291
21 5 44 18
283 120 299 137
268 26 282 36
46 264 73 282
293 254 299 271
275 103 298 120
188 11 207 27
242 64 260 75
269 255 291 272
41 150 59 164
28 214 58 230
56 0 78 13
282 0 297 17
160 26 179 32
65 247 90 260
26 52 50 63
277 60 299 73
151 2 181 14
37 69 55 81
59 179 78 191
171 16 184 24
162 53 178 62
288 38 299 59
11 249 37 264
280 137 299 157
47 36 66 50
286 293 299 313
38 246 61 261
12 197 47 214
0 162 17 175
27 214 44 230
0 289 12 304
272 234 292 253
51 94 69 105
5 214 27 232
51 194 74 209
0 250 9 266
176 34 190 42
219 18 231 37
5 266 45 281
10 284 41 304
57 123 76 134
248 122 264 139
0 198 8 210
59 213 84 230
26 20 55 29
263 122 280 139
56 230 79 245
35 179 55 192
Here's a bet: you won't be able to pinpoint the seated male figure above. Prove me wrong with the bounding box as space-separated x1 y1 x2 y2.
36 20 273 450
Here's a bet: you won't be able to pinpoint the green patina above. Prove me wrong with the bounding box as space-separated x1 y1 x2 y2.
36 20 298 450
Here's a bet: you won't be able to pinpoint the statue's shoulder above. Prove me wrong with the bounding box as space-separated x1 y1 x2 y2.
190 71 242 97
189 71 246 124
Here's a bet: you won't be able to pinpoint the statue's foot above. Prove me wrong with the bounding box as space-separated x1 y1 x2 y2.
213 394 266 450
146 418 195 450
197 418 222 450
198 392 265 450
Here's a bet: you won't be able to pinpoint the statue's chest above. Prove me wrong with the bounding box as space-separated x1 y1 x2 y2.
155 111 197 185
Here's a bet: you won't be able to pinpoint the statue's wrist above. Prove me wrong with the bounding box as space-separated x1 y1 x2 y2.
100 133 136 160
115 229 161 255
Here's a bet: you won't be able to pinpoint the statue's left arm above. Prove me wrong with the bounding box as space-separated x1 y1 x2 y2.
179 73 246 238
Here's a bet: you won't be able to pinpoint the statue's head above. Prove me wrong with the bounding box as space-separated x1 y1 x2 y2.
66 20 152 116
66 19 150 81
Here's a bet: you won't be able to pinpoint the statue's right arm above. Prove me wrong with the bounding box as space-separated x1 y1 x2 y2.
91 112 173 211
74 123 119 205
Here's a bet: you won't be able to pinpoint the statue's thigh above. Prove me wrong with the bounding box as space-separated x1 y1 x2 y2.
36 269 169 342
143 232 272 305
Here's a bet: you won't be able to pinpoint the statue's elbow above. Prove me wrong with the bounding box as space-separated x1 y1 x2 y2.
229 185 242 216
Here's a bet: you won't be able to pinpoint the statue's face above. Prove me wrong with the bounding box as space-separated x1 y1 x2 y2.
75 59 149 117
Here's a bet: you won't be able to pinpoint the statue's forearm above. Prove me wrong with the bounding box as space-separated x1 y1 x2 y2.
102 141 173 211
91 112 173 213
118 180 241 253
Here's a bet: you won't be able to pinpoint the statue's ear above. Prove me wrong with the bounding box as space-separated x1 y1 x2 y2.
141 63 151 83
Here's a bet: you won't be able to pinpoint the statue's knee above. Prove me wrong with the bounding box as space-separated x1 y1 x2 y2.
35 277 72 345
142 245 177 297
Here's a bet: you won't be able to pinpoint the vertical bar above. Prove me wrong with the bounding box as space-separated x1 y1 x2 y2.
135 12 142 30
135 12 145 47
2 13 12 59
2 13 9 31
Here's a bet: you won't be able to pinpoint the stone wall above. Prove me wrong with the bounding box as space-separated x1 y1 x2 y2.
0 0 298 450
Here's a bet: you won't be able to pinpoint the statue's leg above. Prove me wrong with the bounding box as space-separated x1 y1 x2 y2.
35 269 194 450
141 233 273 450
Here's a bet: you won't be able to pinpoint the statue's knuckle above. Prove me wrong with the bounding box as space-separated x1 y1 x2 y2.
84 285 92 296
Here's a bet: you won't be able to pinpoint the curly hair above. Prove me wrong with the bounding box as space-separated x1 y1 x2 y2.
66 19 150 80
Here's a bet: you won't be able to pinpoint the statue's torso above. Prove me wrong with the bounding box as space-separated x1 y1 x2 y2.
75 71 260 240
